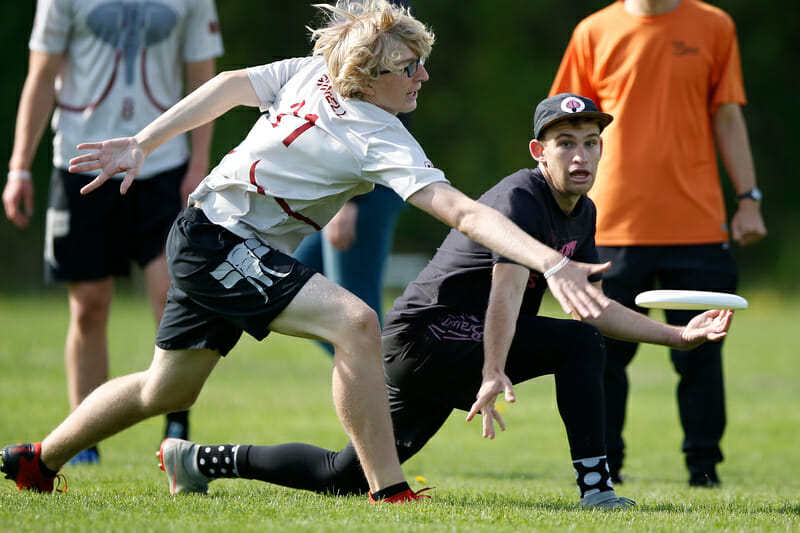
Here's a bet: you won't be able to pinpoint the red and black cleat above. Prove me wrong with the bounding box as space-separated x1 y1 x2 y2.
1 442 66 493
369 487 433 504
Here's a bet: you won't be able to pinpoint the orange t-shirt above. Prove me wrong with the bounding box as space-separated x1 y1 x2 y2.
550 0 746 246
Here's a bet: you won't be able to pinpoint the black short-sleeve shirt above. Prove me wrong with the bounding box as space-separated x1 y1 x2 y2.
384 167 600 331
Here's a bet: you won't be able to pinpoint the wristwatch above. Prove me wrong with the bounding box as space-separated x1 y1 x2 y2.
737 188 762 201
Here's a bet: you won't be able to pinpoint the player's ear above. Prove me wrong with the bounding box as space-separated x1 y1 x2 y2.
529 139 545 162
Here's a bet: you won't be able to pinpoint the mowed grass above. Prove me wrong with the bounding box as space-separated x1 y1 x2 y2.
0 288 798 532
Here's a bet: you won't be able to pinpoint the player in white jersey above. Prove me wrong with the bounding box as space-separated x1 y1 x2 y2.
2 0 223 462
1 1 611 502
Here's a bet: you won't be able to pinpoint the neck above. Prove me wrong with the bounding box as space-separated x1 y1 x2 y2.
541 171 580 216
623 0 681 16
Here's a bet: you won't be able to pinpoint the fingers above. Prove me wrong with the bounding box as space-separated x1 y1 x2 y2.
588 260 612 275
68 161 102 174
554 283 607 319
80 172 113 195
480 405 506 439
482 412 494 439
466 400 481 422
75 142 104 151
119 169 140 194
547 261 611 319
504 383 516 403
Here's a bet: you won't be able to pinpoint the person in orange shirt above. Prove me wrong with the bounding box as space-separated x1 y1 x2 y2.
550 0 766 487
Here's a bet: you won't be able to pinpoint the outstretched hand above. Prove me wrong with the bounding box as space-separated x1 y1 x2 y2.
466 372 516 439
678 309 734 350
546 260 612 319
68 137 146 195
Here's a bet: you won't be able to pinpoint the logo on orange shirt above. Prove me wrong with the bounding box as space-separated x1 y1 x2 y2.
671 41 699 56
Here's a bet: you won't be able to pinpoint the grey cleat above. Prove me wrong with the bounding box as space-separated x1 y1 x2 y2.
157 438 211 495
580 489 636 510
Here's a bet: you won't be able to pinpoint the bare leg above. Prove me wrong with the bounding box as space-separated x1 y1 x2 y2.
142 251 189 436
40 347 219 470
65 279 113 410
142 252 170 324
268 274 404 493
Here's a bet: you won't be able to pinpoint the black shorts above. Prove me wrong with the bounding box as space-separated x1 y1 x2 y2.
155 207 317 356
44 165 186 282
382 311 606 459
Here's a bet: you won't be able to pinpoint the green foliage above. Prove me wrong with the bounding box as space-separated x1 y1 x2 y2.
0 291 798 531
0 1 796 290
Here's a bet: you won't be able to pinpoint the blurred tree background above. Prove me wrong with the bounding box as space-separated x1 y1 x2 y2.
0 1 796 293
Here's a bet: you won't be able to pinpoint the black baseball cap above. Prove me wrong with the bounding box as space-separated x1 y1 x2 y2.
533 93 613 139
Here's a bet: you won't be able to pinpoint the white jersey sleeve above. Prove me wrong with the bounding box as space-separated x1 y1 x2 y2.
247 57 318 112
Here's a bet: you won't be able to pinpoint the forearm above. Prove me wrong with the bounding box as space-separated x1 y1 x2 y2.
483 299 518 375
713 103 758 194
184 59 217 174
461 204 564 273
136 69 258 157
9 54 60 171
410 183 563 274
583 300 682 348
483 264 528 375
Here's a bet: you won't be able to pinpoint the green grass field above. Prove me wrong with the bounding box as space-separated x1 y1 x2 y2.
0 289 798 532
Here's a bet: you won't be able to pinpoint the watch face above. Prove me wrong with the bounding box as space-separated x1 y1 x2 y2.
741 188 762 201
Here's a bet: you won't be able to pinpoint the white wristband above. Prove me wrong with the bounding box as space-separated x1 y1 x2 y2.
7 170 32 181
543 256 570 280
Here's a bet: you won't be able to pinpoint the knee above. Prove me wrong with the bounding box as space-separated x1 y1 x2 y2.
330 302 381 356
139 373 200 413
569 322 606 370
69 282 112 331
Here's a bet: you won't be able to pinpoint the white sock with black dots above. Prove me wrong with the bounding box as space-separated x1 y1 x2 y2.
197 444 240 479
573 455 614 498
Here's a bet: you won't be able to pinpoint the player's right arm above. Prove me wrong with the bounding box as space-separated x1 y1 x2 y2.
69 69 260 195
3 50 63 228
580 281 734 349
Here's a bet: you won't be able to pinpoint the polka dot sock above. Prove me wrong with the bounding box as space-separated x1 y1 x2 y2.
573 455 614 498
197 444 239 479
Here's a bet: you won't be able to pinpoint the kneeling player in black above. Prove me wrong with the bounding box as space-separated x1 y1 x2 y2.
158 93 733 508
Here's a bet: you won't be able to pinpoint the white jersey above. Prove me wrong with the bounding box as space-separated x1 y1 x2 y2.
30 0 224 178
190 56 447 254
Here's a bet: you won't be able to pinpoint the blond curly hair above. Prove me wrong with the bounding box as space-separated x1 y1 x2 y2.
310 1 435 99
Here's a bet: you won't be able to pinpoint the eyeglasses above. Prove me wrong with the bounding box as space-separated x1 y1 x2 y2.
379 57 424 78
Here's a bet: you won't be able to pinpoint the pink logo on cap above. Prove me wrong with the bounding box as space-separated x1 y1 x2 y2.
561 97 586 113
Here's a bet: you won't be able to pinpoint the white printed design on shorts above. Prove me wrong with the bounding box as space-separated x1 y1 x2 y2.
44 208 71 268
210 239 290 300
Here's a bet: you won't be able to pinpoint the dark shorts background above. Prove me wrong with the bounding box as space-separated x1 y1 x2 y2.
597 244 739 323
44 165 185 282
155 207 317 356
381 311 606 460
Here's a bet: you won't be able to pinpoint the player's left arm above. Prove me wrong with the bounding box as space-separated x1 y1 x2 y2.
70 68 260 195
465 262 526 439
181 57 218 203
713 102 767 246
579 282 734 350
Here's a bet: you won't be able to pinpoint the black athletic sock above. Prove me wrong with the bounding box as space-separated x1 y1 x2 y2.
236 442 368 495
197 444 239 478
369 481 410 501
573 455 614 498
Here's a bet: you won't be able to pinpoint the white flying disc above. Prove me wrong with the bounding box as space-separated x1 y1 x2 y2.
635 290 748 310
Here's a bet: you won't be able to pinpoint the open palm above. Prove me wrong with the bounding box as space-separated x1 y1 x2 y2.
68 137 146 195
